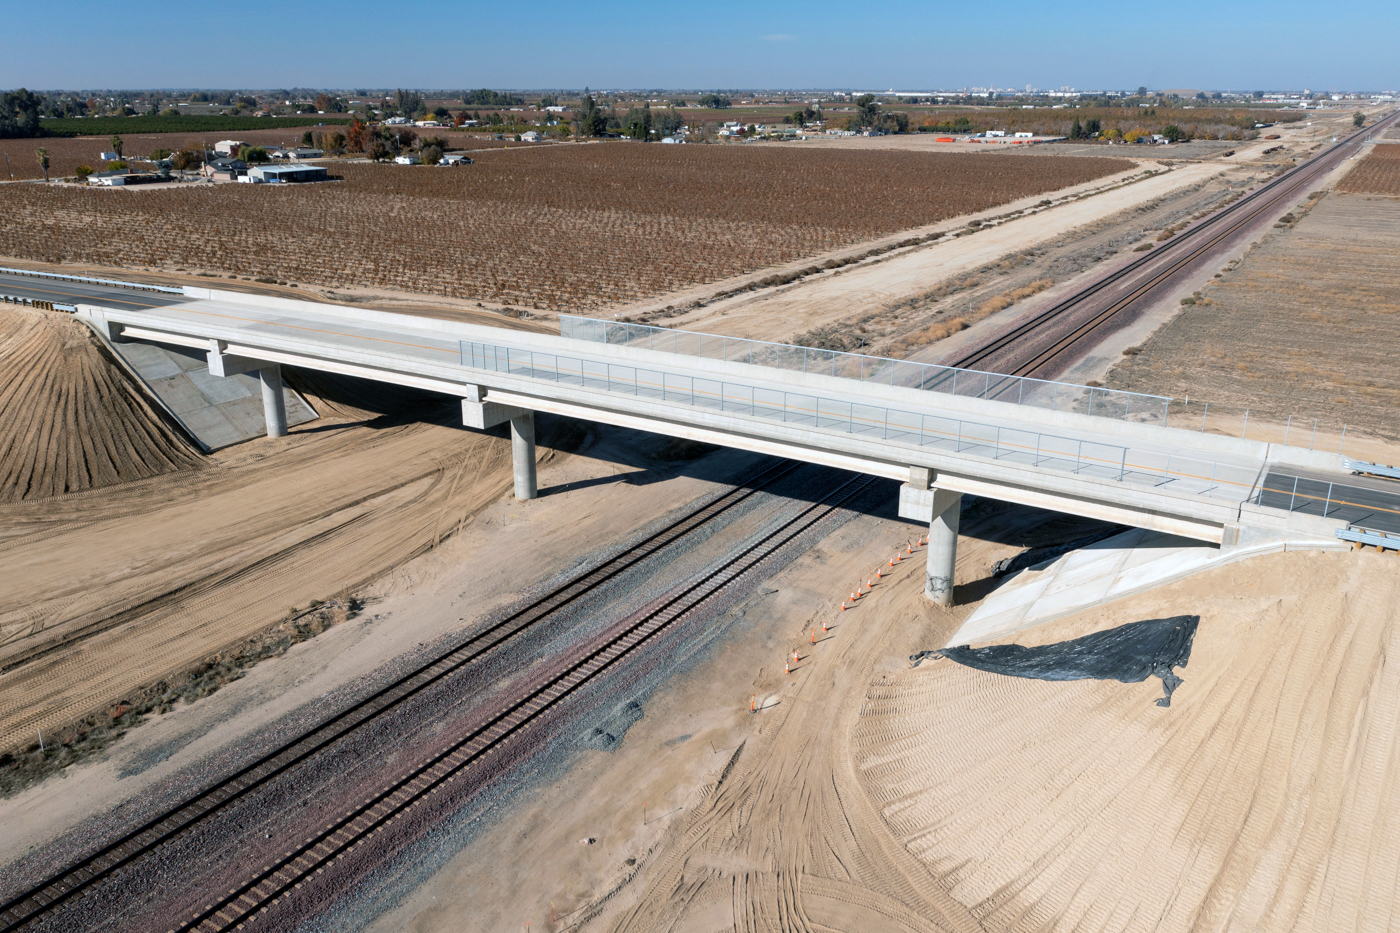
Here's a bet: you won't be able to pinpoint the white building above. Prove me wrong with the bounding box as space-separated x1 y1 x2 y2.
393 155 419 165
213 140 249 156
520 131 543 142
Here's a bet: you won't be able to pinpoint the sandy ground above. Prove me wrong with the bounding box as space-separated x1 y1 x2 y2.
0 434 773 862
364 503 1106 933
855 548 1400 932
364 526 1400 932
0 348 552 753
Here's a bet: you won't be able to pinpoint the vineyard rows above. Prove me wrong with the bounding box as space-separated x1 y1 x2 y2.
1338 143 1400 196
0 144 1132 311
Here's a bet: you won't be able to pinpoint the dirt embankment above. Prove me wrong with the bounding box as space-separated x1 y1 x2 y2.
0 308 205 501
856 549 1400 931
0 335 572 754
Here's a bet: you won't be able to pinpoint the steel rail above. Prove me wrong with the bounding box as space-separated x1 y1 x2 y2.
992 147 1361 378
0 460 798 932
179 470 877 932
947 112 1398 376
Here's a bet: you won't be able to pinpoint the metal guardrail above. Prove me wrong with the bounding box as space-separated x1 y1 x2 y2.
0 266 185 295
1 294 75 312
1336 527 1400 550
1345 458 1400 480
1254 474 1400 535
460 339 1258 503
560 314 1173 427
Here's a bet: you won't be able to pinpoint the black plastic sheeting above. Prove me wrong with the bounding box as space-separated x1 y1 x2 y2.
911 615 1200 707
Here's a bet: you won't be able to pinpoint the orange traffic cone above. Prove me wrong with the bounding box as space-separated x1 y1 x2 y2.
811 628 816 645
840 602 846 611
750 694 755 713
785 662 790 674
822 621 828 633
876 569 883 579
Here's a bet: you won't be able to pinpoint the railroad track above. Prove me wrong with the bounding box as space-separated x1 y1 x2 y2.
0 459 805 933
173 469 877 933
948 111 1400 381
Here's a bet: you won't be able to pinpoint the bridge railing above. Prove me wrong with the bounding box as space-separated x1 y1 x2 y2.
460 340 1260 505
559 315 1172 427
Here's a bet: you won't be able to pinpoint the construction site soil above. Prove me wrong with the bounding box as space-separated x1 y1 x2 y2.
354 514 1400 933
1105 189 1400 441
0 308 584 760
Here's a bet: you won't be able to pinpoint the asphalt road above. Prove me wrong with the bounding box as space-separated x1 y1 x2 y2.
0 271 183 310
1260 470 1400 535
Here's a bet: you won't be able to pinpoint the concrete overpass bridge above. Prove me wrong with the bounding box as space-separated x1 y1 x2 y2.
73 287 1360 605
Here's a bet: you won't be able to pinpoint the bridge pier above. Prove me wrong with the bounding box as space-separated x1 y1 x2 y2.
510 411 537 500
925 490 962 606
260 364 288 438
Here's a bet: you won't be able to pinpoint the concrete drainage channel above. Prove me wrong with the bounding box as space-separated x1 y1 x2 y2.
0 460 878 933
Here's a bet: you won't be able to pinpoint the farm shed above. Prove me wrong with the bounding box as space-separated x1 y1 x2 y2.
247 164 330 183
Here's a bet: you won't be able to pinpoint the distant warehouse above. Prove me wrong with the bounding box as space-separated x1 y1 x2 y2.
244 164 331 184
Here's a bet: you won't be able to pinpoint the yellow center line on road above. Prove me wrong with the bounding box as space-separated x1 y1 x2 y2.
1 282 165 308
1256 484 1400 519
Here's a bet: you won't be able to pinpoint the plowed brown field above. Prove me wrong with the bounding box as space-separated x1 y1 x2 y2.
0 145 1132 312
0 308 204 501
1337 141 1400 195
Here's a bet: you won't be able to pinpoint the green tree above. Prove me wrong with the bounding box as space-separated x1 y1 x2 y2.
1084 118 1102 136
366 138 390 161
854 94 879 127
624 105 653 140
1070 118 1083 139
74 164 93 180
575 96 609 137
697 93 731 109
1353 112 1365 127
1161 124 1185 142
420 144 443 165
35 147 49 181
110 134 123 158
238 145 270 163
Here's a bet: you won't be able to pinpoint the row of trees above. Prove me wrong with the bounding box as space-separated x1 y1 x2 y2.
1 89 43 139
574 97 685 140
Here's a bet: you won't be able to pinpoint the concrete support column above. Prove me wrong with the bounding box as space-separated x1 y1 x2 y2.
510 411 537 500
925 491 962 606
260 364 288 439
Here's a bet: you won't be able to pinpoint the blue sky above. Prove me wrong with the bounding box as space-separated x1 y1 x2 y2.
5 0 1396 92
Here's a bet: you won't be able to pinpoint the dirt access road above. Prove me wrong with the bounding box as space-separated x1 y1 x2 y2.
612 131 1315 351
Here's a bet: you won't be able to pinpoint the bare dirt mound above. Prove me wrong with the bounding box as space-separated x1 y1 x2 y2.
856 549 1400 932
0 307 204 502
